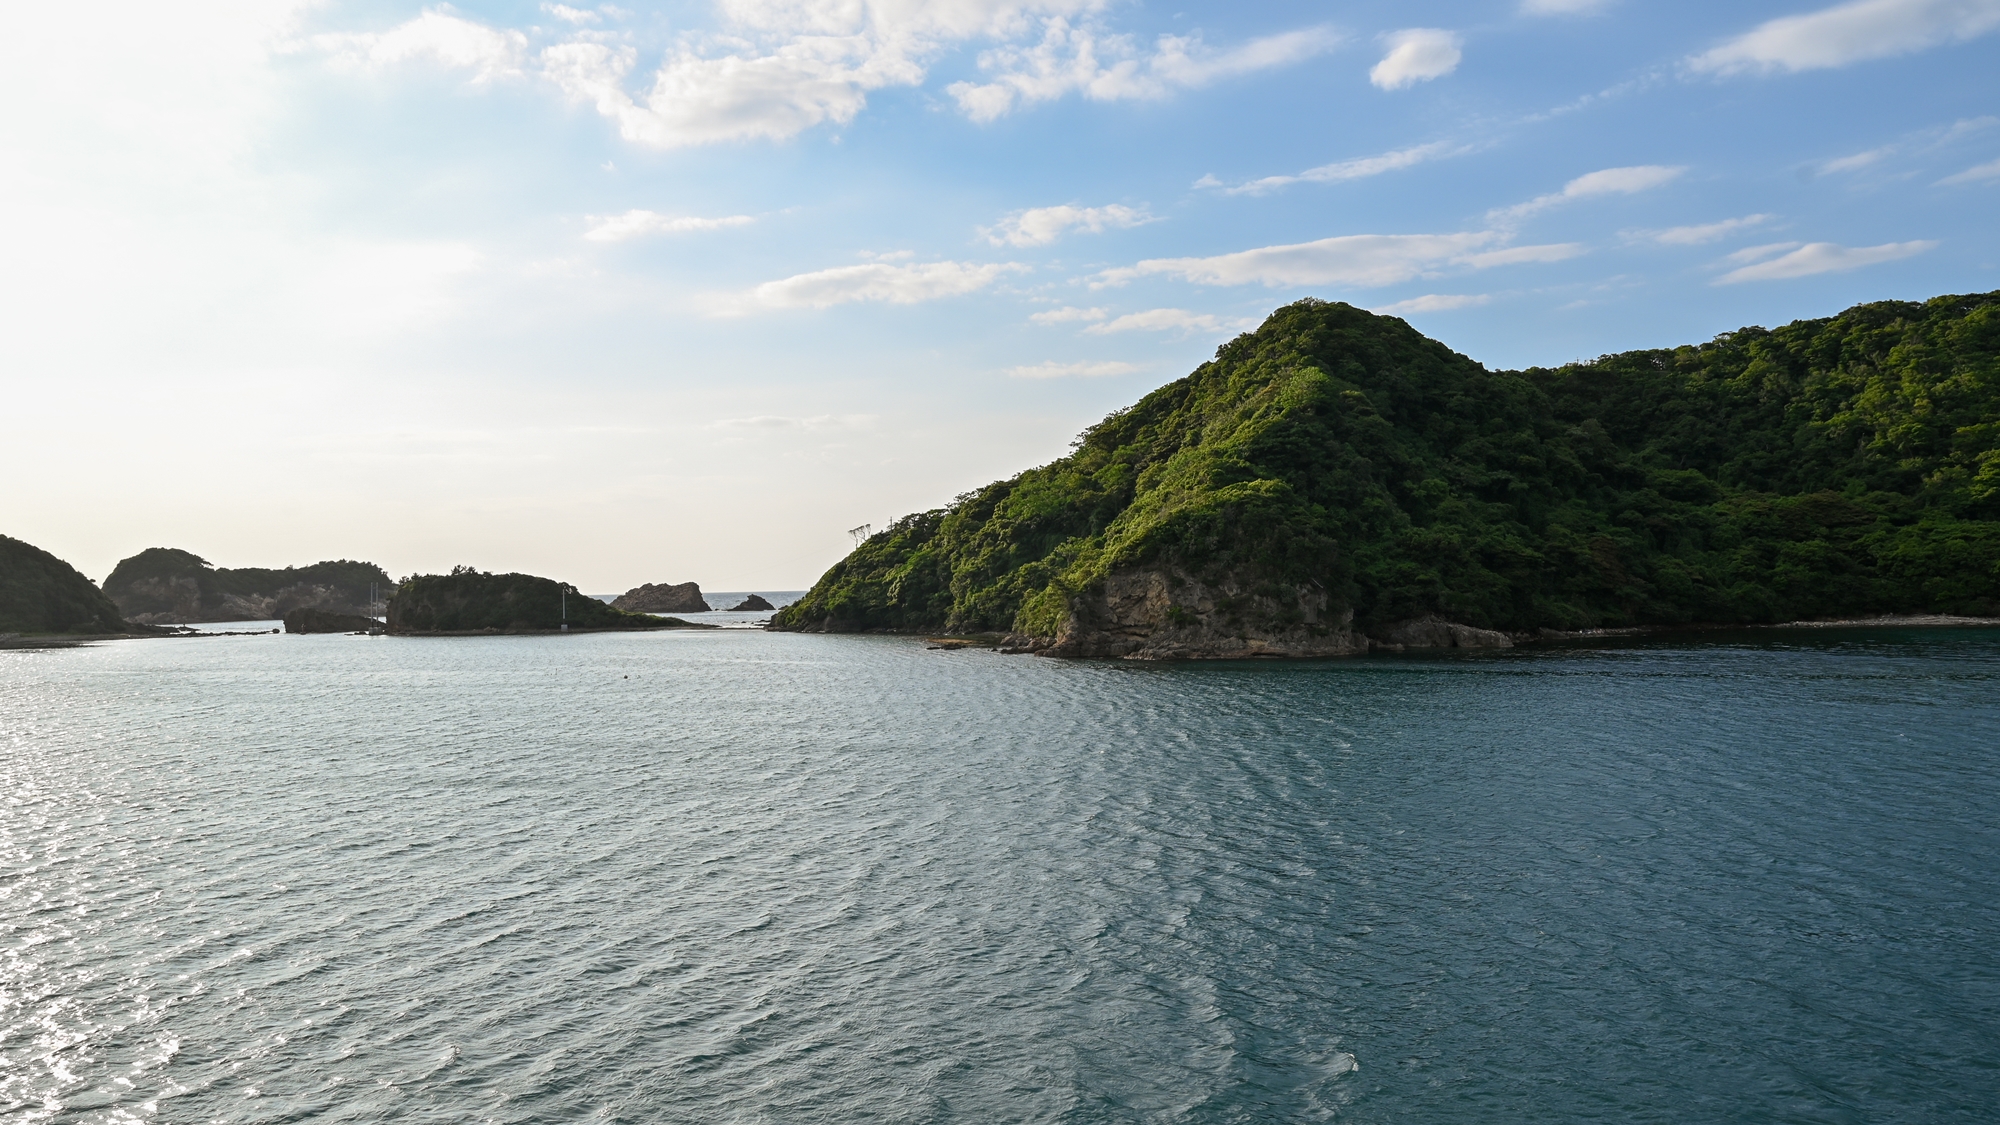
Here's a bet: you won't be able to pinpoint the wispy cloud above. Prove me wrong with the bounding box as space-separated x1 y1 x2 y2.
1374 293 1492 314
1083 308 1257 335
1714 239 1937 283
584 210 755 241
1007 360 1140 379
1938 157 2000 185
982 204 1153 247
1207 141 1466 195
542 4 599 24
728 259 1028 312
1094 232 1582 290
1629 214 1773 245
949 23 1340 122
1370 29 1462 90
1690 0 2000 76
1819 147 1895 174
1030 306 1108 324
1491 165 1686 223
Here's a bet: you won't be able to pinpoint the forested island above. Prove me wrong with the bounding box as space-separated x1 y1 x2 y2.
103 548 390 624
772 292 2000 658
388 567 713 634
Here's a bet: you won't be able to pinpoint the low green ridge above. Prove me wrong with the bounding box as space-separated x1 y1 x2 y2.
1 535 128 634
773 291 2000 637
388 567 700 633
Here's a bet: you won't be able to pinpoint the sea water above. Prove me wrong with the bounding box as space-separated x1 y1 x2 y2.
3 627 1997 1122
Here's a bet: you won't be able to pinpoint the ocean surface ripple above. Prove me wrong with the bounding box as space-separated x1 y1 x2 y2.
3 627 1998 1122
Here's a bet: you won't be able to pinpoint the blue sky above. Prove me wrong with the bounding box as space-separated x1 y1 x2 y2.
3 0 1997 590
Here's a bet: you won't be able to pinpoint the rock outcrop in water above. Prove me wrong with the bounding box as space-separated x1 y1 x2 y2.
611 581 710 614
729 594 776 611
390 568 714 634
774 291 2000 659
104 548 390 624
1 534 129 635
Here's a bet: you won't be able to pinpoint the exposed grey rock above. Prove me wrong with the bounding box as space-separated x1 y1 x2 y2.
611 581 710 614
1004 567 1370 660
1368 616 1513 651
729 594 775 611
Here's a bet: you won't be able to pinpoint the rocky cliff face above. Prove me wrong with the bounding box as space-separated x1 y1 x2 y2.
115 577 379 625
1002 568 1368 659
611 582 709 614
103 548 389 624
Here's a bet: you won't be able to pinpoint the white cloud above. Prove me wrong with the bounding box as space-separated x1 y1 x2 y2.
1457 243 1586 267
1214 141 1465 195
1635 214 1774 245
1369 29 1462 90
1030 305 1107 323
1714 240 1938 283
948 22 1339 122
324 5 1334 146
1938 157 2000 184
1082 308 1255 335
1095 232 1582 290
1521 0 1611 13
735 259 1028 310
1691 0 2000 75
1723 242 1804 264
1820 147 1894 174
584 210 756 241
983 203 1152 247
1492 164 1686 222
315 10 528 84
1374 293 1493 314
1007 360 1139 379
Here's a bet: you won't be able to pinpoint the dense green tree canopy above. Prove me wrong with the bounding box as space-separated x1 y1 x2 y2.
775 291 2000 637
1 535 127 634
388 568 691 633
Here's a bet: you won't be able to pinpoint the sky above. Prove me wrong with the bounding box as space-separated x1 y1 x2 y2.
2 0 1997 592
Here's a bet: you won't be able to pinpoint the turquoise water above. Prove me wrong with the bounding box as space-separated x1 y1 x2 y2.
4 627 1998 1122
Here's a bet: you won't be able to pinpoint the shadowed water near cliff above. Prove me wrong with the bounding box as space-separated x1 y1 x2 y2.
4 629 1998 1122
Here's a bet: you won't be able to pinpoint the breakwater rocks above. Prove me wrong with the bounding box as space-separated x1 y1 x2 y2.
612 582 710 614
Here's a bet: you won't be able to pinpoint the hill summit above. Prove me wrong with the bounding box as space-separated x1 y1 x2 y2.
772 292 2000 657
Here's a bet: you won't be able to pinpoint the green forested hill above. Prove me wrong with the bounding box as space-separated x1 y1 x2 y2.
772 291 2000 650
1 535 128 634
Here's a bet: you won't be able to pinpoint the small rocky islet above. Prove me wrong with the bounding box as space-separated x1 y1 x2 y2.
610 581 710 614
